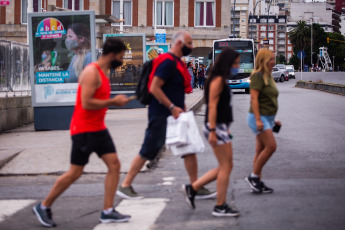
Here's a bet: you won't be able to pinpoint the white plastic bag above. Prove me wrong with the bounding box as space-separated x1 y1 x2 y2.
165 115 188 146
167 111 205 157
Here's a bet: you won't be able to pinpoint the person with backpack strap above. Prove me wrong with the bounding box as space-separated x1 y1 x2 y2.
117 31 216 200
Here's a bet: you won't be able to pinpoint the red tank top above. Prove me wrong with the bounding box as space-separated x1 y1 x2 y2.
70 63 110 135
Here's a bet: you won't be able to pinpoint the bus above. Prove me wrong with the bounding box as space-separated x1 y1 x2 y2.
213 38 255 94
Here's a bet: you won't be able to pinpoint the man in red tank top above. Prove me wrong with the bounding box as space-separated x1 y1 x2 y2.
33 38 131 227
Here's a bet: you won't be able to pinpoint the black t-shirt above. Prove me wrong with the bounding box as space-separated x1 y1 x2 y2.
149 57 185 118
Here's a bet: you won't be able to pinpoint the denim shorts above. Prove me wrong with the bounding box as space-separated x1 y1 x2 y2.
247 113 275 135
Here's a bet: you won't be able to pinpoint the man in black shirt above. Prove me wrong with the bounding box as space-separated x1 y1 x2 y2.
117 31 216 200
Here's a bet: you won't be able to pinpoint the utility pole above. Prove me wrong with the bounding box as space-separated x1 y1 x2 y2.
333 56 335 72
251 0 262 39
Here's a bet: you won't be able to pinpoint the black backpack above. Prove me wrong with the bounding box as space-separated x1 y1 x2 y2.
136 60 153 105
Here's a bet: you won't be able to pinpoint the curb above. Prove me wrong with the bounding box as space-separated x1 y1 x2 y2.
295 81 345 96
188 95 205 113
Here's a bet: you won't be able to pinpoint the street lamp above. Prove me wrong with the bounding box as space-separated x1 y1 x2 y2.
233 0 236 36
310 17 313 71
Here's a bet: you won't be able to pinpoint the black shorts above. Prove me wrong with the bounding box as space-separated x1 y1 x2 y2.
70 129 116 166
139 116 167 160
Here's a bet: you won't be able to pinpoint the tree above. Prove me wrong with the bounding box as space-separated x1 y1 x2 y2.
276 54 286 64
326 33 345 71
288 21 310 52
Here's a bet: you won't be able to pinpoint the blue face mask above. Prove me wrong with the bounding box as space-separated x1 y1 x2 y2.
231 67 239 76
41 53 47 61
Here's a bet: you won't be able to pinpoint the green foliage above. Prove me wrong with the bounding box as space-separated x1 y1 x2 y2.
276 54 286 64
326 33 345 71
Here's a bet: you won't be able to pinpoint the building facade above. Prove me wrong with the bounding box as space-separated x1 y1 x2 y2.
248 15 292 61
0 0 239 59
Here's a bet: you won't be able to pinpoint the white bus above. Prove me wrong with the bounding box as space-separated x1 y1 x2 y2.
213 38 255 94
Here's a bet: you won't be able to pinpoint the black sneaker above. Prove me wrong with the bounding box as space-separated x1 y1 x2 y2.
245 175 263 193
181 184 196 209
260 181 274 193
212 203 239 217
32 202 57 227
100 208 131 223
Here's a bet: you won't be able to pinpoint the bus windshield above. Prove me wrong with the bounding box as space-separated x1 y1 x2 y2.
213 40 254 80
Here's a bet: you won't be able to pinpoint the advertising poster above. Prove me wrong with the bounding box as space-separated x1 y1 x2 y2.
145 43 169 61
103 34 145 92
28 11 96 106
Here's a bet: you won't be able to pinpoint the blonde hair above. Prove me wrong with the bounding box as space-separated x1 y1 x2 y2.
251 48 275 85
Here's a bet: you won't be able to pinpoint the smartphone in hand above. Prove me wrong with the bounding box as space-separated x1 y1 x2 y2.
273 123 281 133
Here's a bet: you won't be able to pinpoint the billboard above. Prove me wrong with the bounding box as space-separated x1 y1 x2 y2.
28 11 96 107
146 43 169 61
103 34 145 92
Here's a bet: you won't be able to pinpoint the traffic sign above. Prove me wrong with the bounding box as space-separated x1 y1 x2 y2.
297 50 306 59
0 1 10 6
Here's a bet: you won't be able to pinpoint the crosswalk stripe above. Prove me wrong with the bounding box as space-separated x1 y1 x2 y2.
93 198 169 230
0 199 36 223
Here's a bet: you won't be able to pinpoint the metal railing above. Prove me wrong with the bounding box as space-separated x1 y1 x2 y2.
0 39 31 97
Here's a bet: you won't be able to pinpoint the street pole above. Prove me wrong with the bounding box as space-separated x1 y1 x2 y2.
233 0 236 36
266 0 272 41
301 56 303 81
154 0 157 38
120 0 124 34
311 19 313 71
27 0 34 44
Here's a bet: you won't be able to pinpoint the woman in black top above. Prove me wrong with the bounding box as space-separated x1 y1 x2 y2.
182 47 240 217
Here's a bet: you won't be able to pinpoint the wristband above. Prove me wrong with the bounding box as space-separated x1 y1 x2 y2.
169 104 175 111
209 128 216 132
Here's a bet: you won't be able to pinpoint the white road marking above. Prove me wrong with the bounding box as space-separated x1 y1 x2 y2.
0 200 36 222
162 177 175 181
162 182 173 186
93 198 169 230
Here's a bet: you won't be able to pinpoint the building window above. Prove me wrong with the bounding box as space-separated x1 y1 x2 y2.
260 32 266 38
241 19 245 22
260 18 267 23
241 11 246 15
268 26 274 31
279 18 285 23
195 1 215 27
21 0 42 24
288 46 292 51
268 18 275 23
63 0 84 10
269 39 274 44
268 32 274 38
260 26 266 30
153 1 173 26
242 25 246 29
113 0 132 26
269 46 274 51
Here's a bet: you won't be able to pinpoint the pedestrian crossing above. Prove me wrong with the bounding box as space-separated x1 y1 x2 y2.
0 198 168 229
0 199 36 223
93 198 169 230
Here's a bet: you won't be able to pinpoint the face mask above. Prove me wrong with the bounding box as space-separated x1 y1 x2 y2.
181 44 193 56
41 53 47 61
110 60 123 69
231 67 239 76
65 39 79 50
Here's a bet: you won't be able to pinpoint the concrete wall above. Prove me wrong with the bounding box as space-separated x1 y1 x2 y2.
295 81 345 96
0 96 33 132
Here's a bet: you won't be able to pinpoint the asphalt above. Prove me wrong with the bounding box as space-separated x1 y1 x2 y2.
0 88 205 176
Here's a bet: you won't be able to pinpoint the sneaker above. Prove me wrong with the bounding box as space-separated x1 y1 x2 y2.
245 175 263 193
195 187 217 200
181 184 196 209
116 186 144 200
260 181 274 194
32 202 57 227
100 208 131 223
212 203 239 217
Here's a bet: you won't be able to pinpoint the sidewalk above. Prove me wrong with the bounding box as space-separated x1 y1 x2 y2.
0 89 204 175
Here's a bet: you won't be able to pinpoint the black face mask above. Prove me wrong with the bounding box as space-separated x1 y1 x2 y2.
181 45 193 56
110 60 123 69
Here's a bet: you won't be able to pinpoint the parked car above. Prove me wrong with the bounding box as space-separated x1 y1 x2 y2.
272 67 286 82
286 65 296 79
275 65 289 81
